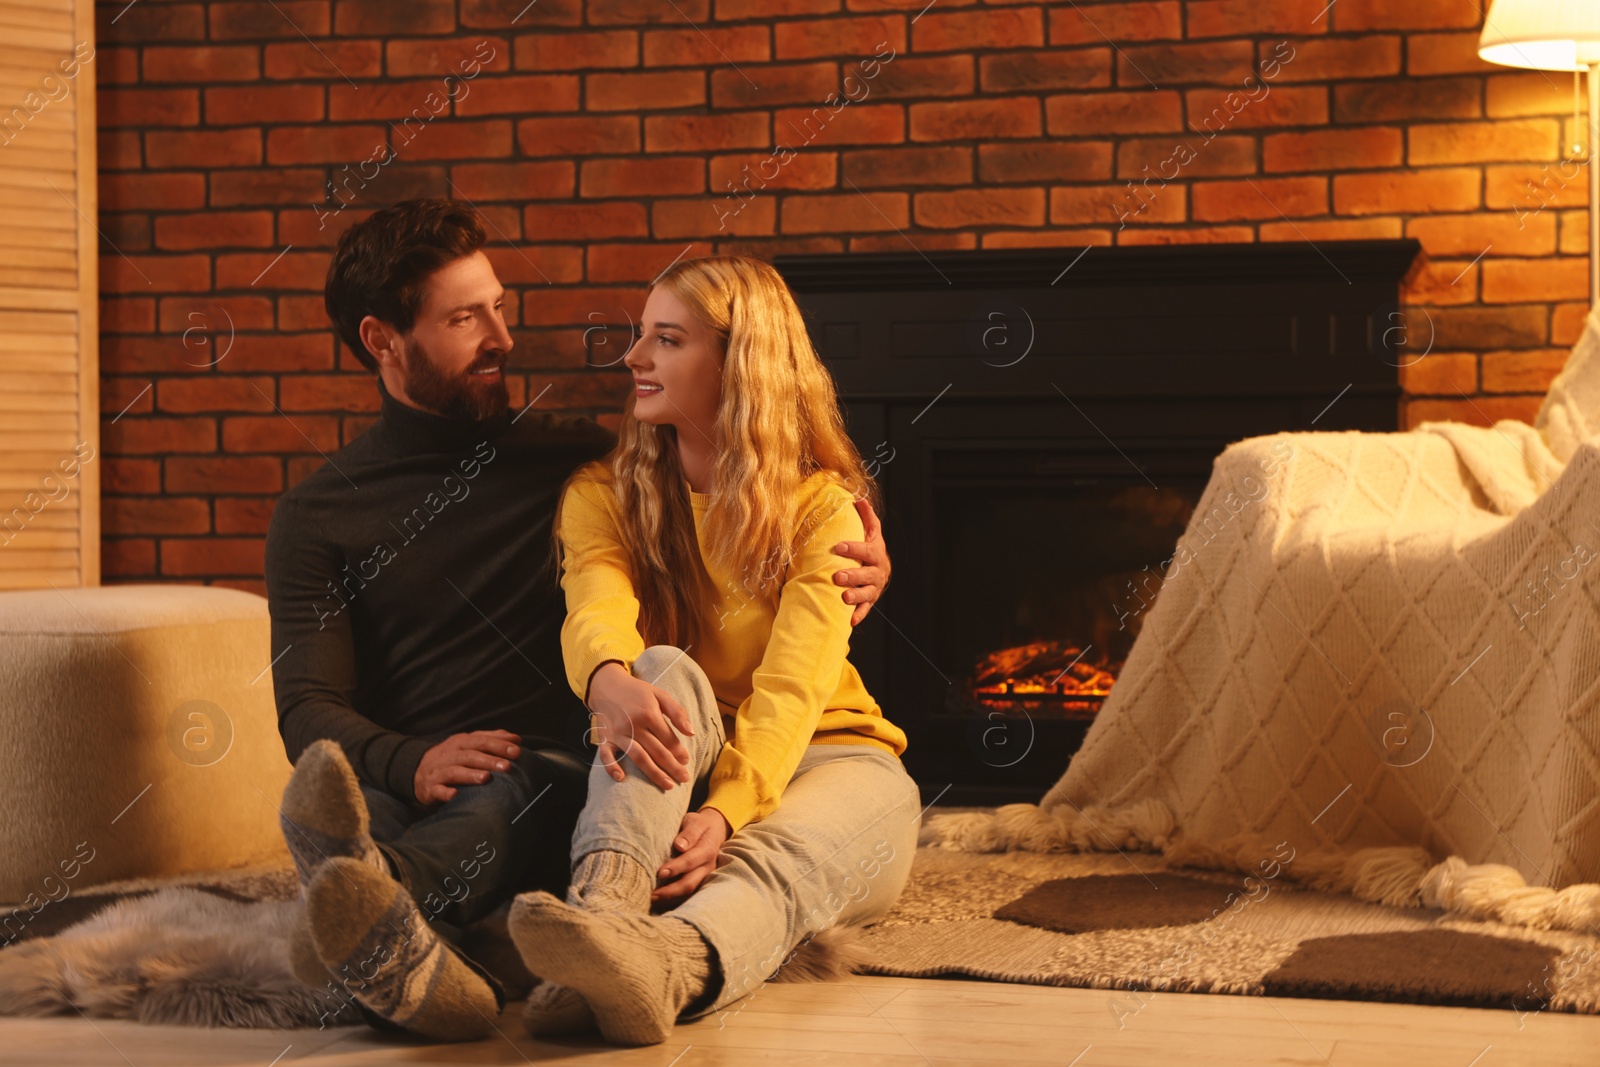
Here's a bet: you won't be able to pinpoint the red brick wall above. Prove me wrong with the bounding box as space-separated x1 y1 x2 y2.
94 0 1581 589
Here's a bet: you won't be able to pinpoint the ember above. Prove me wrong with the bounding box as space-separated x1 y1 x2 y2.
967 640 1120 716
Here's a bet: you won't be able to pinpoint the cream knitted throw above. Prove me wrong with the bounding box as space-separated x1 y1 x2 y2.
927 308 1600 935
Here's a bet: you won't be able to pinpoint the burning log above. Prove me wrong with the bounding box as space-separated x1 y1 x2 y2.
968 640 1119 709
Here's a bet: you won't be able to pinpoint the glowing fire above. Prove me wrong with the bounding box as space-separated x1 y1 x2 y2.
969 640 1119 712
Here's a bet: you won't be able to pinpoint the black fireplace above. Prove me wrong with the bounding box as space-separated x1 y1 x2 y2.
773 240 1420 804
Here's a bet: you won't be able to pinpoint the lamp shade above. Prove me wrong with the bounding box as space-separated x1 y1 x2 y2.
1479 0 1600 70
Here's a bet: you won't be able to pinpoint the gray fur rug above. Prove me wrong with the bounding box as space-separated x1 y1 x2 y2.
0 885 358 1028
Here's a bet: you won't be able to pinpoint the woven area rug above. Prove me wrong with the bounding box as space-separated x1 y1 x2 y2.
859 841 1600 1016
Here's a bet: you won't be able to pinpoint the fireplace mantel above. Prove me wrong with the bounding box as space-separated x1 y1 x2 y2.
775 238 1421 412
776 239 1421 289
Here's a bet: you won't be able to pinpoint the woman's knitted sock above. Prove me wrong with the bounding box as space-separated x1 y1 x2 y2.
567 849 655 911
507 890 714 1046
305 856 500 1041
521 849 657 1036
520 979 593 1037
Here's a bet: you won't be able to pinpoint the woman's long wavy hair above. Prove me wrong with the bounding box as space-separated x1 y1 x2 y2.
553 254 878 652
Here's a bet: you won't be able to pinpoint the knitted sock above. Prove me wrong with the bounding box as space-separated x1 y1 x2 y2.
520 979 593 1037
280 739 389 888
289 904 370 1027
566 849 655 911
507 890 713 1047
287 902 328 987
522 850 657 1037
305 855 500 1042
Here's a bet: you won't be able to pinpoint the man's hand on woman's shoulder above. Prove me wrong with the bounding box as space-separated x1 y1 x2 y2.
832 497 891 626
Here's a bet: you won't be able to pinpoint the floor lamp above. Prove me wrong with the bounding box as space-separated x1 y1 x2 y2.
1479 1 1600 305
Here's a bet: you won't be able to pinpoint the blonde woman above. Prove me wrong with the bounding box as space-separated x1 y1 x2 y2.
507 255 922 1045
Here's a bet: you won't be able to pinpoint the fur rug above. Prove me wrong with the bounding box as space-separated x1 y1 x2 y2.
0 867 866 1029
0 888 357 1028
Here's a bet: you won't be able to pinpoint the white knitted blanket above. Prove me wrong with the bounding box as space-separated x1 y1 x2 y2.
928 308 1600 930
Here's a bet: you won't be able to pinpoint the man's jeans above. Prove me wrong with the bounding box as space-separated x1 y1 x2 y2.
360 742 589 942
568 645 924 1017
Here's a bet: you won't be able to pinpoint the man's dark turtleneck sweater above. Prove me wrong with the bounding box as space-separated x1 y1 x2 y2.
265 377 616 801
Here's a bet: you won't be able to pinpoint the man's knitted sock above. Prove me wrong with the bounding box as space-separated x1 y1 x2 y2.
289 904 369 1028
280 739 390 888
287 902 328 987
507 890 713 1047
305 855 500 1042
522 850 657 1037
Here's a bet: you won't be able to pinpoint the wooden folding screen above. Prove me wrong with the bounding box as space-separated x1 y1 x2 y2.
0 0 98 588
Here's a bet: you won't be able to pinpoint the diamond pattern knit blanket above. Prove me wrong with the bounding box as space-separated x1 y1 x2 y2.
927 308 1600 930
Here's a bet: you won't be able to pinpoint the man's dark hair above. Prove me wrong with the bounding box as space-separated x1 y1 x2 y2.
324 199 488 372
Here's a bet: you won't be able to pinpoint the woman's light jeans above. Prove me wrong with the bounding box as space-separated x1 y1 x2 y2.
568 644 923 1016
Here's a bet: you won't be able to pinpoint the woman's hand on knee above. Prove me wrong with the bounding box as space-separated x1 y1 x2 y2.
650 807 730 905
587 662 695 790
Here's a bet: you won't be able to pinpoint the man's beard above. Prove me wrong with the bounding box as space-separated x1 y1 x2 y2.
402 337 509 421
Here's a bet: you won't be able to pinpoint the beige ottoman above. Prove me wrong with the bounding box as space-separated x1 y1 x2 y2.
0 584 292 903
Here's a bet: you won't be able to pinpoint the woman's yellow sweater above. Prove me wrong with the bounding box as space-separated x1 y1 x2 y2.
555 468 908 834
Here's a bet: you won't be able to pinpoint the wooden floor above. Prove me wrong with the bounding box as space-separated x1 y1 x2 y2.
2 974 1596 1066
